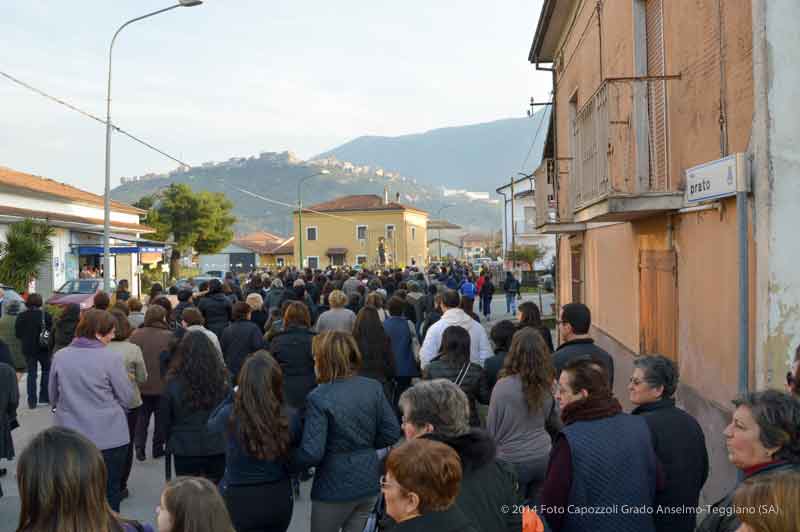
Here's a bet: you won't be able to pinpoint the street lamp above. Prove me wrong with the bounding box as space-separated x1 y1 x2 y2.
103 0 203 292
296 170 330 268
435 204 455 261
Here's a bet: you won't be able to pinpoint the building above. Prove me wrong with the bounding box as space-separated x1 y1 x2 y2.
292 193 428 269
496 176 556 270
0 166 157 298
526 0 793 501
236 232 295 269
426 238 462 260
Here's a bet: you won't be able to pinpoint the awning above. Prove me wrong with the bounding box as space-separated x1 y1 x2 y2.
77 246 139 255
326 248 348 256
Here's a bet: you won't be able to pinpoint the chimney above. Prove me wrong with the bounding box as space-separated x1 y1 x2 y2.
395 192 400 203
383 185 389 205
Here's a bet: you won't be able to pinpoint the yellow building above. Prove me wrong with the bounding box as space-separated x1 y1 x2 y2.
293 194 428 269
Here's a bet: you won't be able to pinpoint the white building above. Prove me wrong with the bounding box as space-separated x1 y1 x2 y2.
496 176 555 271
0 166 158 299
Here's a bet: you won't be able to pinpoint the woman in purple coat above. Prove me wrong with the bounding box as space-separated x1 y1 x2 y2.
48 309 134 511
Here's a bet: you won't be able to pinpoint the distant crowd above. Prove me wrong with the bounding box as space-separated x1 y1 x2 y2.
0 262 798 532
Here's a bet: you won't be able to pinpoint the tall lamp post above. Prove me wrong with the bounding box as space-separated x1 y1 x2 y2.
296 170 330 268
103 0 203 292
435 204 455 261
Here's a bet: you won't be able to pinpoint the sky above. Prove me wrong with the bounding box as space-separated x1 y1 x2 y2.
1 0 552 194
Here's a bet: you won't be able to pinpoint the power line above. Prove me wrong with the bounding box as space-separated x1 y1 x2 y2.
0 70 189 167
519 106 550 173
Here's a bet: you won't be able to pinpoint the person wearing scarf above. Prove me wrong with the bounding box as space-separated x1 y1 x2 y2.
540 357 662 532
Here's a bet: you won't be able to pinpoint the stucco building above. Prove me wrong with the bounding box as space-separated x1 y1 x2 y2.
526 0 791 501
0 166 156 298
292 194 428 269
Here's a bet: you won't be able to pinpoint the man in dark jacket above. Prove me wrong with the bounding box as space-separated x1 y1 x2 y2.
398 380 523 532
14 293 52 409
197 279 232 339
220 302 265 382
553 303 615 389
629 356 708 532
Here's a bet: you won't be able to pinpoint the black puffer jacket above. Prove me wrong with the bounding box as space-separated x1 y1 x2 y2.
269 326 316 409
220 320 264 382
197 293 232 338
49 306 80 355
423 430 522 532
423 355 490 427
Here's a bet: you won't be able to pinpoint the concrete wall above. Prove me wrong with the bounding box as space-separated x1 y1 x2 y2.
752 0 800 388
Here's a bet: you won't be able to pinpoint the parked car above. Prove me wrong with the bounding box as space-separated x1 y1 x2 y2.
175 276 217 293
0 285 26 313
47 279 116 309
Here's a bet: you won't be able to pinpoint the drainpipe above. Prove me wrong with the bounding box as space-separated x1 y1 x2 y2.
736 152 750 394
496 187 509 266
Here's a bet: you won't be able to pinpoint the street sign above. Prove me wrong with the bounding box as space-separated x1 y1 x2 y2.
685 154 738 204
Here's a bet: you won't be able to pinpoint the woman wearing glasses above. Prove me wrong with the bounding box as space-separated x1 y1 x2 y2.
380 438 476 531
628 355 709 532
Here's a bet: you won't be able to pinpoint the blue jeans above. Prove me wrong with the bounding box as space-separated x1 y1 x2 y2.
506 293 518 315
102 444 129 512
25 353 51 408
481 295 492 318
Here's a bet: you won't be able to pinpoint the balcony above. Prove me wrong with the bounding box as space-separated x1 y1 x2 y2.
569 80 683 223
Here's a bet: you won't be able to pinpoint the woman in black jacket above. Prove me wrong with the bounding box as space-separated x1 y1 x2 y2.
422 326 490 427
220 302 265 383
268 302 316 410
352 306 394 395
160 331 230 483
198 279 232 339
49 303 80 355
516 302 554 353
14 293 53 409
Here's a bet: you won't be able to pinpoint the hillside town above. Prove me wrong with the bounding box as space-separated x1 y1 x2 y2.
0 1 798 532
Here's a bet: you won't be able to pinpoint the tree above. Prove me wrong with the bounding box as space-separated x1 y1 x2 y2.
138 184 236 279
0 219 55 293
507 243 546 273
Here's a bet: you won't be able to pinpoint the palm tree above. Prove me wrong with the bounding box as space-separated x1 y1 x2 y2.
0 219 54 293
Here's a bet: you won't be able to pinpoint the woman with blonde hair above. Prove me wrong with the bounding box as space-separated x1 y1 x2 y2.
294 331 401 532
733 470 800 532
314 290 356 333
16 426 152 532
246 292 268 331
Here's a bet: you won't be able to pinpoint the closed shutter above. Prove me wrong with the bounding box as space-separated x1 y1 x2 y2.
639 250 677 358
570 246 583 304
646 0 668 191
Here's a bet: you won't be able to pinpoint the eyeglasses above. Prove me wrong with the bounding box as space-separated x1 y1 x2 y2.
787 371 796 387
379 475 406 491
629 377 644 386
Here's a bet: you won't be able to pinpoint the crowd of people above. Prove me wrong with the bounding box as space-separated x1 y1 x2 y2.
0 262 798 532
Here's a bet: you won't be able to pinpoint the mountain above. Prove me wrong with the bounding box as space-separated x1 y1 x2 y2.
313 110 550 192
110 151 503 237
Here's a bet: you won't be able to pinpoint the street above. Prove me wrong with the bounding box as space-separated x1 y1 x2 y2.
0 292 554 531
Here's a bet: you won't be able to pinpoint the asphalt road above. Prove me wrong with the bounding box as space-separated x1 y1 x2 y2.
0 292 554 531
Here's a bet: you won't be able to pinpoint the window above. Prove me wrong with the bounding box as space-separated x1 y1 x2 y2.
386 224 395 240
306 226 318 241
356 225 368 240
307 256 319 269
356 255 367 265
411 226 416 241
332 254 344 266
276 258 285 267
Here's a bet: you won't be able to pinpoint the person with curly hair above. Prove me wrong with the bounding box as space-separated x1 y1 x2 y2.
486 327 559 502
160 331 230 484
208 351 299 532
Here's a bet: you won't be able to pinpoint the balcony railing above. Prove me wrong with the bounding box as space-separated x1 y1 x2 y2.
571 82 612 210
534 158 559 228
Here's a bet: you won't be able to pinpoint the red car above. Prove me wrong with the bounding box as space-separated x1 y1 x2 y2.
47 279 117 310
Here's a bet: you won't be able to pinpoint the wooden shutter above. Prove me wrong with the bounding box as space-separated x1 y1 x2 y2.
571 246 583 304
639 249 677 358
646 0 668 191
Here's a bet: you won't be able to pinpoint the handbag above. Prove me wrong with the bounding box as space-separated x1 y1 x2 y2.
38 310 50 350
362 493 385 532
